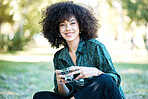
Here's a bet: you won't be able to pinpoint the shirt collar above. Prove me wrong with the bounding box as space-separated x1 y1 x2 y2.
76 38 86 54
58 38 86 60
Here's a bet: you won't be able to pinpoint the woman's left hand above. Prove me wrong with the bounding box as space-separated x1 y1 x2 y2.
68 66 104 80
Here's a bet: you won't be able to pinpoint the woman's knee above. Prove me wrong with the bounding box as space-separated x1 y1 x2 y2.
100 74 113 82
33 92 41 99
33 91 53 99
33 91 48 99
93 74 115 87
33 91 66 99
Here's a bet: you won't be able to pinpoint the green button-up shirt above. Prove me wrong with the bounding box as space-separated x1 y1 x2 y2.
53 39 125 98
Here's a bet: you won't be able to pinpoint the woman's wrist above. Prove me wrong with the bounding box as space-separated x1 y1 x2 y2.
97 69 104 76
93 68 102 76
58 83 70 95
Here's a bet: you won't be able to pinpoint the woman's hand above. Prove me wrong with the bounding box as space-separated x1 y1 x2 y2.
55 70 68 84
68 66 104 80
55 70 70 95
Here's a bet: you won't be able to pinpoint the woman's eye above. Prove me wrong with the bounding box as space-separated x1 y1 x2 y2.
60 24 65 26
71 22 76 25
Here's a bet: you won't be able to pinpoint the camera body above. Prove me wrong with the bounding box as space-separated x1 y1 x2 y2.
61 67 84 86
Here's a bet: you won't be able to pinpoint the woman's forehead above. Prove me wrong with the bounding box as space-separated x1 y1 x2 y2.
65 16 76 22
59 15 77 23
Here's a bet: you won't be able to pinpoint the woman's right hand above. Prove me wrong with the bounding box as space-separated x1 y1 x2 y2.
55 70 68 84
55 70 70 95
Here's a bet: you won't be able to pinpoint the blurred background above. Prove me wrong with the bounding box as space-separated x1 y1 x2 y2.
0 0 148 99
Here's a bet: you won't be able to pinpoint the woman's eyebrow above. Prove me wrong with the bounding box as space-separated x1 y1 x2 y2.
60 18 76 23
69 18 76 22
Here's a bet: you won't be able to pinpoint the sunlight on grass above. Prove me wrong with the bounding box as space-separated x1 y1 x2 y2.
0 60 148 98
114 63 148 99
0 42 148 99
121 68 143 74
0 60 54 99
0 47 58 62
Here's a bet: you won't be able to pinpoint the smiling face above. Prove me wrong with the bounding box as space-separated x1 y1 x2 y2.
59 16 80 43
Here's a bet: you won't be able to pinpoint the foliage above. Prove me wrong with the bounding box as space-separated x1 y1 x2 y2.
0 32 30 51
121 0 148 25
107 0 148 51
120 0 148 51
107 0 148 25
0 0 51 51
0 0 13 24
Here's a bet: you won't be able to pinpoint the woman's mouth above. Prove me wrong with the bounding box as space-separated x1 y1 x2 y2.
65 32 73 37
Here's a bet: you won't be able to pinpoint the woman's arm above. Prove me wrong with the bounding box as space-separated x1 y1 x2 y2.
58 83 70 95
55 70 70 95
53 56 73 96
96 43 121 86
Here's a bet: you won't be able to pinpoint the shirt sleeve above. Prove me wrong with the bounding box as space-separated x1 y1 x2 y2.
96 43 121 87
53 58 74 96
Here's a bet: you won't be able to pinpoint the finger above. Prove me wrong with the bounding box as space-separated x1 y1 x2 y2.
56 75 65 79
57 79 63 83
68 69 81 76
55 70 62 74
57 79 66 84
75 73 83 80
57 78 69 84
69 66 81 71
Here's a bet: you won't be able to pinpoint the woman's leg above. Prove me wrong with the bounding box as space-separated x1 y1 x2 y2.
74 74 122 99
33 91 66 99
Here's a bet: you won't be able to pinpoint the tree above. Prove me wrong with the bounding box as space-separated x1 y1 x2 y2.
121 0 148 50
0 0 14 50
0 0 52 51
107 0 148 50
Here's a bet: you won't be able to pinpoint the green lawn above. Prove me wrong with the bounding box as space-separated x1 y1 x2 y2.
0 60 54 99
0 51 148 99
114 63 148 99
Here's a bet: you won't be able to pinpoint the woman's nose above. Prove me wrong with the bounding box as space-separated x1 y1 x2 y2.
66 24 71 31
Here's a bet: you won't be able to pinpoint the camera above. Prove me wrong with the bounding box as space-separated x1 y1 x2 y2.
60 67 84 86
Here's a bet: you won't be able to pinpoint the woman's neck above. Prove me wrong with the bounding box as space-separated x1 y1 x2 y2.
67 37 80 54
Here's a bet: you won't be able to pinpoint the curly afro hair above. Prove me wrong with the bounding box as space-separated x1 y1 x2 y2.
41 1 99 48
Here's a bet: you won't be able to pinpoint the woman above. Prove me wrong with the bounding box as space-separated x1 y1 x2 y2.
33 1 125 99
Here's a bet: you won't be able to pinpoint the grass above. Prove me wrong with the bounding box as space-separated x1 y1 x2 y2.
114 63 148 99
0 46 148 99
0 61 148 99
0 60 54 99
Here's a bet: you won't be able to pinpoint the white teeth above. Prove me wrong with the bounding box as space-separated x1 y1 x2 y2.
65 33 73 36
66 33 71 36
